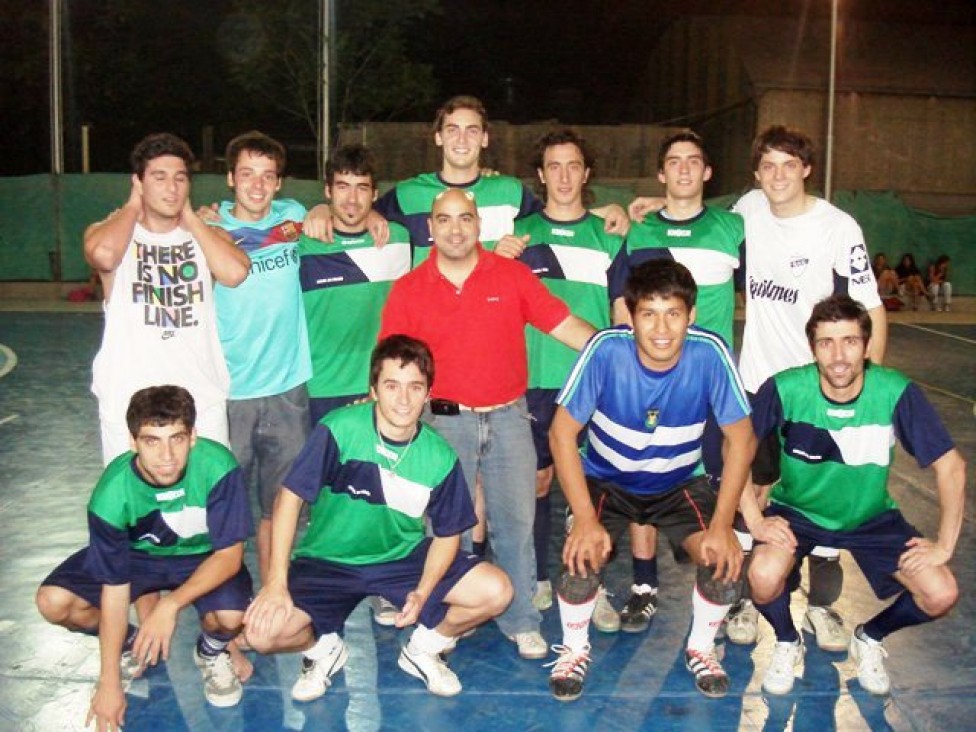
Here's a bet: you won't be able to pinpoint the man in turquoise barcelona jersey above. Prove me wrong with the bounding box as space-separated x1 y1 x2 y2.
243 335 512 700
744 294 965 697
36 386 254 729
211 131 312 588
514 128 626 615
298 144 411 427
609 130 745 635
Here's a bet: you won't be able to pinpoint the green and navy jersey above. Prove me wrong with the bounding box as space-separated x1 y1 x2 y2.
516 212 625 389
283 402 475 565
85 439 251 584
557 326 750 496
612 206 744 348
752 363 955 531
298 226 411 400
213 199 312 399
375 172 541 265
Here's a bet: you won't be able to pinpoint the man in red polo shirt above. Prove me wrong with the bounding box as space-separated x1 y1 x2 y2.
380 188 595 659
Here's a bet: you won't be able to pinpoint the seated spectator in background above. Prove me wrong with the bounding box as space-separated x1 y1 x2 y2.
927 255 952 312
894 253 928 310
872 253 899 297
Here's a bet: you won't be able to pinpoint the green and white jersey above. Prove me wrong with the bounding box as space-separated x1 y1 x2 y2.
753 363 955 531
516 211 625 389
614 207 743 347
298 226 411 400
283 402 475 565
87 439 250 582
375 172 541 266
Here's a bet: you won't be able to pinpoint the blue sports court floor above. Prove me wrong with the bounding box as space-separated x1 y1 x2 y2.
0 304 973 731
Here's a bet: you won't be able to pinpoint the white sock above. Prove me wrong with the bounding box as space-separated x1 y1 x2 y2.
407 624 454 655
686 584 730 652
558 592 596 652
304 632 341 661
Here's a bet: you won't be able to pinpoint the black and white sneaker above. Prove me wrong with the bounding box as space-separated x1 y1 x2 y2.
619 584 658 633
546 644 591 702
685 647 730 698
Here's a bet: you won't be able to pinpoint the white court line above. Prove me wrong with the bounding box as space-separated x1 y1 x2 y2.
0 414 20 426
0 344 17 379
898 322 976 346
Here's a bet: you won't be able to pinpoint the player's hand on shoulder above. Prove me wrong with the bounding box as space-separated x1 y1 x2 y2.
627 196 665 222
196 202 220 223
494 234 529 259
365 209 390 247
303 204 334 242
599 203 631 236
898 536 950 576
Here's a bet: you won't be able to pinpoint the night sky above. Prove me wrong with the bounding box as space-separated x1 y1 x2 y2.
1 0 972 176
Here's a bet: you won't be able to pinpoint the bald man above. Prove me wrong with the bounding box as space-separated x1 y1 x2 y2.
380 188 596 660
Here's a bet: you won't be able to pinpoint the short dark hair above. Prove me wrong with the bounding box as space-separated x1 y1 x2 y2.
624 260 698 315
433 95 487 133
657 129 710 170
805 295 872 349
531 128 595 206
369 335 435 389
751 125 815 171
126 385 196 437
325 144 377 187
225 130 286 176
130 133 195 178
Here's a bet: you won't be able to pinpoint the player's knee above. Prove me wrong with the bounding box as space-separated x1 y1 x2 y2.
696 565 741 605
205 609 245 637
920 571 959 617
35 585 72 624
482 566 514 616
747 556 785 603
556 567 600 604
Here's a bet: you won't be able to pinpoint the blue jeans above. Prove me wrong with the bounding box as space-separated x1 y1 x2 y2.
424 398 541 636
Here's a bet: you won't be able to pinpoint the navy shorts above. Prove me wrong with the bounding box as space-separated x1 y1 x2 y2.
41 547 253 616
289 538 483 638
309 393 366 428
587 474 716 554
763 504 922 600
526 388 560 470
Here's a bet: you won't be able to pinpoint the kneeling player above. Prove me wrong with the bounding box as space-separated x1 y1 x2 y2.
547 260 756 701
243 335 513 699
745 295 965 696
36 386 254 730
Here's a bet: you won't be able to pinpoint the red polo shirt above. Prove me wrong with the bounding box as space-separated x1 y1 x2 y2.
380 246 570 407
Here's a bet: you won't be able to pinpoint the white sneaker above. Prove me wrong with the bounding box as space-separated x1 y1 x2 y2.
290 639 349 702
762 640 804 695
193 649 243 708
592 586 620 633
726 599 759 645
533 580 553 611
802 605 848 652
849 628 890 695
398 644 462 696
508 630 548 660
369 596 398 627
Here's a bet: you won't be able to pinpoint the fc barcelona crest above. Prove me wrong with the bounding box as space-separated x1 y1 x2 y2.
645 409 659 431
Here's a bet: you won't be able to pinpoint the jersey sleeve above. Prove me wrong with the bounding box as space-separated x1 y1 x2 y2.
703 337 752 425
425 461 477 537
516 185 543 219
84 512 131 585
606 238 632 302
833 217 882 310
556 332 612 426
749 376 784 441
205 467 254 550
282 424 342 504
892 383 956 468
373 186 406 225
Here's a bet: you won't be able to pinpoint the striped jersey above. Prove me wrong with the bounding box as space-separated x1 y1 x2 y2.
86 439 252 584
557 326 751 495
283 402 475 564
375 172 541 265
516 211 625 389
752 363 954 531
614 206 743 348
298 225 411 401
